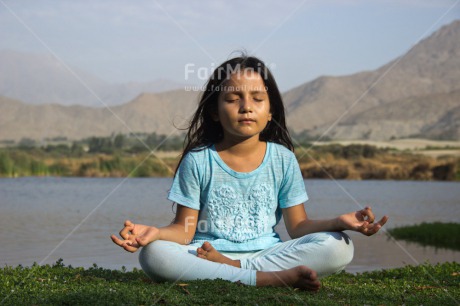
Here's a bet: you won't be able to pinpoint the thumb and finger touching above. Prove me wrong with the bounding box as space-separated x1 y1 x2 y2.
119 221 135 240
359 206 375 223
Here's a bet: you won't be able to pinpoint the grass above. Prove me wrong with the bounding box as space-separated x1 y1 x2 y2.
1 260 459 305
388 222 460 251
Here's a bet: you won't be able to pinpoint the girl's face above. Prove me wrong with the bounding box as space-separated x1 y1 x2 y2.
214 70 272 143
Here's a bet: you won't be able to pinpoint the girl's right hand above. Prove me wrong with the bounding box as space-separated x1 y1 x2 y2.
111 220 160 253
337 206 388 236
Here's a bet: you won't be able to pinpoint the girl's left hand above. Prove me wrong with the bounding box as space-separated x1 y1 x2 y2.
111 220 160 252
338 206 389 236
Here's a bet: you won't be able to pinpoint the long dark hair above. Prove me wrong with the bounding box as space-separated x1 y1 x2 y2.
176 54 293 175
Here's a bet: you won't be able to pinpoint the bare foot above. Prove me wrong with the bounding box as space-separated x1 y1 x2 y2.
196 241 241 268
257 266 321 291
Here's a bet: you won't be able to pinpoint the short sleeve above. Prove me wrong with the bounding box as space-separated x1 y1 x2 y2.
278 152 308 208
167 153 201 210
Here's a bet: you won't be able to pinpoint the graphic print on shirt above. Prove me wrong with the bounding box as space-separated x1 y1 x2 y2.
207 183 274 242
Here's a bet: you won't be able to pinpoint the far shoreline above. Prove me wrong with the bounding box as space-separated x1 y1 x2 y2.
310 138 460 157
1 138 459 180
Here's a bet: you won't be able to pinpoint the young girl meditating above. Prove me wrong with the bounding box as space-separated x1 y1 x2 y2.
111 55 388 291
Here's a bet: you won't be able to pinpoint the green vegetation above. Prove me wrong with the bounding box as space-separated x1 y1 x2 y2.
6 132 185 154
389 222 460 251
86 132 185 154
0 133 181 177
0 135 459 180
423 145 460 151
1 260 458 305
0 150 176 178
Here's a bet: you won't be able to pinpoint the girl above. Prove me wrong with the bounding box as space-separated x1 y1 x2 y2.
111 55 388 291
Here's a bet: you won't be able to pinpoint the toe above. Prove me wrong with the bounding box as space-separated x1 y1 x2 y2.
202 241 214 252
196 248 206 255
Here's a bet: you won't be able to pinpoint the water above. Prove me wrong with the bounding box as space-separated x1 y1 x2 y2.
1 177 459 273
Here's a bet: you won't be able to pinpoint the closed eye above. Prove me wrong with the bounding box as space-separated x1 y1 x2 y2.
224 94 240 102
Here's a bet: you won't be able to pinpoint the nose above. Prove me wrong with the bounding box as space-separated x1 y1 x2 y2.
239 97 252 113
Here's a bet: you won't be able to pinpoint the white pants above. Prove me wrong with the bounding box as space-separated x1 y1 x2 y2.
139 231 354 286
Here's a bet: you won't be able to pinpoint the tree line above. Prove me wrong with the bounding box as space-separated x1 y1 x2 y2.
5 132 186 156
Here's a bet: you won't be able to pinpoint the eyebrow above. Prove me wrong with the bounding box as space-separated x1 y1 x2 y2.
224 90 267 94
250 90 267 94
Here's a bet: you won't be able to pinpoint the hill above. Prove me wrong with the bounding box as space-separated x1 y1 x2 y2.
329 89 460 140
0 91 199 142
283 20 460 140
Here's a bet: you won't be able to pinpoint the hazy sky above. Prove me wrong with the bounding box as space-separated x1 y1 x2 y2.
1 0 459 91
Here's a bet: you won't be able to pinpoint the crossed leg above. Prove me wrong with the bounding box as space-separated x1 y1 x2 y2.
139 232 352 292
196 241 321 291
197 241 241 267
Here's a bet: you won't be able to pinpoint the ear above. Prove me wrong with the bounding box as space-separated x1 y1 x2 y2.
268 112 272 121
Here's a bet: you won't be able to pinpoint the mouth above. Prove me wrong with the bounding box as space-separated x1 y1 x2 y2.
238 118 256 123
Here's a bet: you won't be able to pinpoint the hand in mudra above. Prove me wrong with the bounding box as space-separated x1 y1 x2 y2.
338 206 389 236
111 220 160 252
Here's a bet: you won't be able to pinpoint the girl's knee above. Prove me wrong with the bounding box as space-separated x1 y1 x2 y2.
139 240 168 259
301 231 354 260
139 240 181 282
327 232 354 261
320 232 354 274
296 231 353 276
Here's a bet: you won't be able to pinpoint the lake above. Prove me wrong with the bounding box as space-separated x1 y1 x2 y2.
1 177 459 274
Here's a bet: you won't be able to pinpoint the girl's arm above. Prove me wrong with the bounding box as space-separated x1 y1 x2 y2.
282 204 388 239
156 204 199 244
111 204 198 253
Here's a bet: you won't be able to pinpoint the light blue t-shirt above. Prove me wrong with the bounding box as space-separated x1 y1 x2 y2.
167 142 308 251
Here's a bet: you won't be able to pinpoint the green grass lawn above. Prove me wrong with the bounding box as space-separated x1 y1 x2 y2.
388 222 460 251
1 260 459 305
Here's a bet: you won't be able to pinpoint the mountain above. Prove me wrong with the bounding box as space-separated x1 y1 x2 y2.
0 50 186 107
283 20 460 140
0 90 199 142
0 20 459 142
422 104 460 140
325 89 460 140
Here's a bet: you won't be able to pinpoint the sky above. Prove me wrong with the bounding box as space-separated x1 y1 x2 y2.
0 0 459 91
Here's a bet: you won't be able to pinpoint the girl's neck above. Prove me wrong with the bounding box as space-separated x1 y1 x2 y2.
214 137 267 173
215 137 264 156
